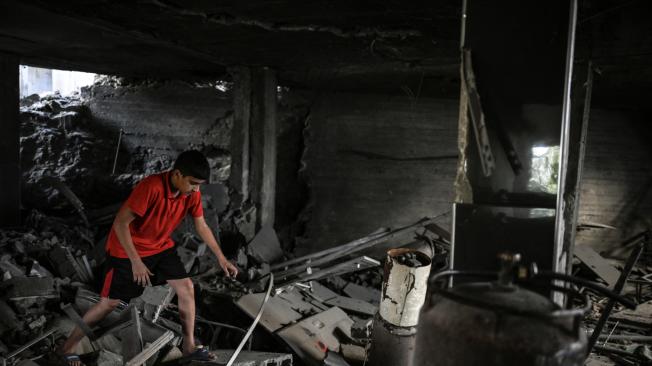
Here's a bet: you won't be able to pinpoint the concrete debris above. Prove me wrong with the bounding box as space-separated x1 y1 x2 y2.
2 276 59 300
199 350 293 366
277 307 354 362
339 344 366 362
247 224 284 264
236 293 305 332
0 83 406 366
95 349 124 366
350 319 373 340
323 351 352 366
341 281 380 306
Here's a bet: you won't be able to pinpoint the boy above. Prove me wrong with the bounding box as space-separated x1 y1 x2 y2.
60 150 237 365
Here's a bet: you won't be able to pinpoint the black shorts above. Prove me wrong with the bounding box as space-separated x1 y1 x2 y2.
100 247 188 302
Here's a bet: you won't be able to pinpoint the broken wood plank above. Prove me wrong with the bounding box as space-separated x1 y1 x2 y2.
574 244 620 288
610 300 652 327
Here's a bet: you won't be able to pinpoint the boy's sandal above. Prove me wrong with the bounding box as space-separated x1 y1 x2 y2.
182 345 215 362
61 354 84 366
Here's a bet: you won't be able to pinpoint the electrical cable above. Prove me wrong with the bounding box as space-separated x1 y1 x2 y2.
226 273 274 366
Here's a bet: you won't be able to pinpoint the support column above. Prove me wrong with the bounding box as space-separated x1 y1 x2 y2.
250 67 277 230
230 66 277 231
0 53 20 227
229 67 252 203
562 62 594 274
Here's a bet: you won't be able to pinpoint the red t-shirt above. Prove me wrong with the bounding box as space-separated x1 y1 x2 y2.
106 171 204 258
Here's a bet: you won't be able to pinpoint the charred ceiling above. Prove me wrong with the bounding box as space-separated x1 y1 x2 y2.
0 0 650 102
0 0 460 92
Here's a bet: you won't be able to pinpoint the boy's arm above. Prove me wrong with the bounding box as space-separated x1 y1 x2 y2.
193 215 238 278
113 206 153 286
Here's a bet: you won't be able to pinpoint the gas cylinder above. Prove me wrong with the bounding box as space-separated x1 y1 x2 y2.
414 254 588 366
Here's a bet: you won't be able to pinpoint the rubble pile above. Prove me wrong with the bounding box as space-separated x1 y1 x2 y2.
19 92 127 211
1 201 445 366
0 209 99 361
575 234 652 366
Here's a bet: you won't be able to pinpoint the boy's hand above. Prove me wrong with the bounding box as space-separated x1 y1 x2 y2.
131 259 153 287
218 256 238 278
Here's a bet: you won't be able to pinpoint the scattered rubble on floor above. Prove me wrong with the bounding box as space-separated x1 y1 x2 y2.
0 192 447 366
578 230 652 365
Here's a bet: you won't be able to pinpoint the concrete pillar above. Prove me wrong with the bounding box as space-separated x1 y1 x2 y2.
229 66 252 203
0 53 20 227
230 66 277 231
250 67 277 230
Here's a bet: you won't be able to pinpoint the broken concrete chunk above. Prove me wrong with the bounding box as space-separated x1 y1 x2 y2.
247 263 271 281
16 360 40 366
201 350 293 366
0 255 26 277
159 346 183 363
340 344 366 362
342 282 380 306
309 281 377 315
0 300 20 331
324 296 377 316
140 285 175 306
247 224 284 264
48 245 81 279
323 351 352 366
351 318 373 340
96 350 123 366
236 292 303 332
2 276 58 300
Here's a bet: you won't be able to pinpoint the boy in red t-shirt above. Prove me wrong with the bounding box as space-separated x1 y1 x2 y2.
59 150 238 365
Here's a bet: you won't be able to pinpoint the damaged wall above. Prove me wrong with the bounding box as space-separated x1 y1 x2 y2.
87 80 233 182
577 108 652 253
299 92 458 255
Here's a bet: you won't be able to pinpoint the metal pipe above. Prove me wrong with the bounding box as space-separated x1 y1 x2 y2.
226 273 274 366
111 128 123 175
552 0 579 284
587 243 644 354
6 327 57 359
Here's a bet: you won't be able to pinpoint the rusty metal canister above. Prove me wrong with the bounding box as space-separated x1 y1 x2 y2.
367 248 431 366
414 273 587 366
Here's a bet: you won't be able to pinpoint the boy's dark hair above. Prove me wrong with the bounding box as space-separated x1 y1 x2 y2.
173 150 210 180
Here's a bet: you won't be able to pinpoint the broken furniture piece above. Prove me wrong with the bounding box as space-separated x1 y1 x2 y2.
277 307 354 362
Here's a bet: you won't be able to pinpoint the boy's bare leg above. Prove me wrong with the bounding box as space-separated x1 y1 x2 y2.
167 278 196 355
59 298 121 365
